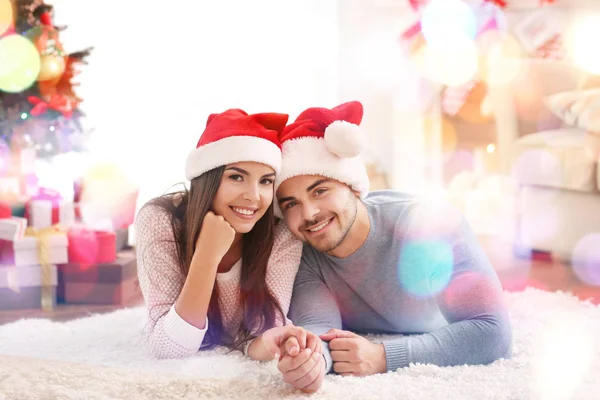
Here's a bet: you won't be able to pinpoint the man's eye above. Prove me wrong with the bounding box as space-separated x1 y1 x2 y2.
315 188 327 196
285 201 297 210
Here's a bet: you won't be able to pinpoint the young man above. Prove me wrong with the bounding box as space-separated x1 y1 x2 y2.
272 101 512 393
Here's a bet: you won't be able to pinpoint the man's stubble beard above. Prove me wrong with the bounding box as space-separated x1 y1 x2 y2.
310 192 358 254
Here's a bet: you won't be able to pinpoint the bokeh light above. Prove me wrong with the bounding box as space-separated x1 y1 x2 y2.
0 34 41 93
399 240 454 298
421 0 477 46
572 233 600 287
572 16 600 75
480 32 526 87
455 81 494 123
0 0 12 36
422 36 479 87
531 314 595 400
80 163 139 230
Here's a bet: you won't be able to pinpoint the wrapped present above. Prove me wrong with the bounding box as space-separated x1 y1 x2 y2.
0 227 69 267
0 201 11 219
115 227 131 251
0 217 27 241
0 264 58 311
57 250 138 305
10 197 28 218
26 188 76 229
67 227 116 264
27 199 76 230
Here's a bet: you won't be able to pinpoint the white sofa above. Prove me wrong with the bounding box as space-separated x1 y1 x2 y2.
491 59 600 260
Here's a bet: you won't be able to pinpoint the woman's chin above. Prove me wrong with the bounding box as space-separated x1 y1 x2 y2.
229 221 256 234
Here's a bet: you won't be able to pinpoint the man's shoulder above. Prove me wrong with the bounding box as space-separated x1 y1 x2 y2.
363 190 421 221
365 190 467 236
364 190 418 206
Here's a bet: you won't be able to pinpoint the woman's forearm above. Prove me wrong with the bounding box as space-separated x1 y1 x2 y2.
174 251 220 329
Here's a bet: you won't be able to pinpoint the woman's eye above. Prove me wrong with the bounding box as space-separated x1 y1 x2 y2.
261 178 274 185
229 174 243 181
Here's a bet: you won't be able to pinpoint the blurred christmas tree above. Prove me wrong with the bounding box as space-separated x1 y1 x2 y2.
0 0 92 159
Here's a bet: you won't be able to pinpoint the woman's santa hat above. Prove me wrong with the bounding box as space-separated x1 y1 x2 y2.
274 101 370 216
185 109 288 180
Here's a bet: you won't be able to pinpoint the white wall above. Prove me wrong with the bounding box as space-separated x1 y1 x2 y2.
49 0 339 208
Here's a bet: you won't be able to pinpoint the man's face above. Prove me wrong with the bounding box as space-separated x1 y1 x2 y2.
277 175 358 253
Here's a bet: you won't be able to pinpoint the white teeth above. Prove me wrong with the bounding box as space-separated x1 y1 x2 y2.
309 219 330 232
232 207 256 215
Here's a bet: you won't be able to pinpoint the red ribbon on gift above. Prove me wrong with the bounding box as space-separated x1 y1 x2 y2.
28 94 73 118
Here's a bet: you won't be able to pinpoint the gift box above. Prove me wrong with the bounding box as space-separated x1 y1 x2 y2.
67 228 116 264
0 201 11 219
0 231 69 266
27 199 76 230
57 250 138 305
115 227 130 251
0 217 27 241
0 264 58 310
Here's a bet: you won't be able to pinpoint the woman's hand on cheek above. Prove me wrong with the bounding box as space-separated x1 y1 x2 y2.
194 211 236 264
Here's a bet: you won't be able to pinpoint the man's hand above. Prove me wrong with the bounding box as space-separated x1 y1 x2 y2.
249 325 309 361
320 329 387 377
278 348 326 393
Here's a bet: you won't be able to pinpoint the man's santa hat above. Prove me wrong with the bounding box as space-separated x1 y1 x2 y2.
185 109 288 180
274 101 370 217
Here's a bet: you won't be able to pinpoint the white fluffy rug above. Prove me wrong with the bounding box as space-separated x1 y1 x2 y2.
1 288 599 400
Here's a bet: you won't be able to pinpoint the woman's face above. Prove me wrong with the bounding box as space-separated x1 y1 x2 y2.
211 161 275 233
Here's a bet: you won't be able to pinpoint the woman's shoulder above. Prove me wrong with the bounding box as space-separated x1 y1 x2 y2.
271 220 303 256
136 201 171 226
135 198 179 242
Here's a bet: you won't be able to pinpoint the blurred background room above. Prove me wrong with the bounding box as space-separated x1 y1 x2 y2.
1 0 600 319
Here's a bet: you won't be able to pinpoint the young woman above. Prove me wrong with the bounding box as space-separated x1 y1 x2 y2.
135 109 316 361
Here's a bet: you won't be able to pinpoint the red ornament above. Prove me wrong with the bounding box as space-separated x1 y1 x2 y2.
28 94 73 118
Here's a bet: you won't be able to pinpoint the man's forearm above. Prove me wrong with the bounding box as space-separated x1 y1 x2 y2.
381 315 512 372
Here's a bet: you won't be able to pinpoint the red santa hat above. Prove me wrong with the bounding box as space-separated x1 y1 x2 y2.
274 101 370 217
185 109 288 180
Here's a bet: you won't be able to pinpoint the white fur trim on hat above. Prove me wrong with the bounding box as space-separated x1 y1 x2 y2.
274 137 370 218
185 135 281 180
324 120 366 158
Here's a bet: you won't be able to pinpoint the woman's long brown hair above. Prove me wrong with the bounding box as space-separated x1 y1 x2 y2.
150 166 285 350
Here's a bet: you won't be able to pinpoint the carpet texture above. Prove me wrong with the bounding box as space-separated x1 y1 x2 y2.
0 288 599 400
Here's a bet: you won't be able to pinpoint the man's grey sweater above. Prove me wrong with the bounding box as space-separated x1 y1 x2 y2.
289 190 512 372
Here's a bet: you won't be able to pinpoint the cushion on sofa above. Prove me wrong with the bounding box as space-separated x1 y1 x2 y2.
512 129 600 192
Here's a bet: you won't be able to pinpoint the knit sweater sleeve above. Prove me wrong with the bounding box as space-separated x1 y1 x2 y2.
381 203 513 371
265 222 303 326
135 204 208 359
